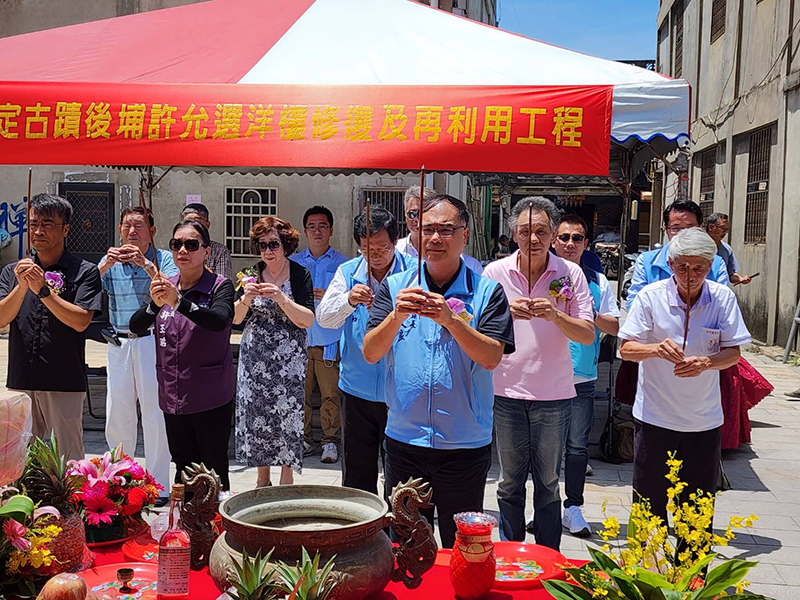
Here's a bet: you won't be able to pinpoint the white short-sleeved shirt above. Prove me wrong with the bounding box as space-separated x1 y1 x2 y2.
618 277 751 432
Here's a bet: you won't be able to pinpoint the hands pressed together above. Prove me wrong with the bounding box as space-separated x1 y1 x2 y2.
655 337 712 378
348 283 374 310
509 296 559 322
241 281 288 309
393 287 456 326
14 259 46 295
149 274 181 308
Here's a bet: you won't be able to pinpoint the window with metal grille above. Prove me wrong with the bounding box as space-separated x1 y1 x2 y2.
657 24 667 73
711 0 726 43
360 189 408 238
744 127 771 244
225 187 277 256
672 0 684 78
699 147 716 217
57 182 115 264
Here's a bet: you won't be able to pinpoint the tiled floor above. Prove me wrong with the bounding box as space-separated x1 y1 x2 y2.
2 338 800 597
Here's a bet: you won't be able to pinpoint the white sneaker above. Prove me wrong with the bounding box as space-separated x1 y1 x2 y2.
562 506 591 537
321 443 338 464
303 441 315 457
586 462 594 476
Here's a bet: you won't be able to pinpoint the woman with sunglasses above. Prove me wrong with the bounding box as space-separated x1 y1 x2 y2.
233 217 315 487
130 220 236 490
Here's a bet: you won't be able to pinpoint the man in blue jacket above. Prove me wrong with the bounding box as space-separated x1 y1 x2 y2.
316 207 414 495
627 200 729 311
363 194 515 548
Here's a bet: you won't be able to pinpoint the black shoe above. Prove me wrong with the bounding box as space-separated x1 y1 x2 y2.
786 389 800 400
154 496 170 508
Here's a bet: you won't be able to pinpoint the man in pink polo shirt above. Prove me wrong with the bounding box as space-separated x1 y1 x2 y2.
484 197 595 550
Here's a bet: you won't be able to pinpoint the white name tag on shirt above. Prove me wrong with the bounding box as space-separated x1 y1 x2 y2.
702 327 721 355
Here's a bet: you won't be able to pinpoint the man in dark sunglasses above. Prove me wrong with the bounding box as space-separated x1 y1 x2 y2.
551 214 620 538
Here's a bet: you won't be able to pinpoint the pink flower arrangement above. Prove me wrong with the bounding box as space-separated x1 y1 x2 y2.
67 444 162 531
549 276 574 302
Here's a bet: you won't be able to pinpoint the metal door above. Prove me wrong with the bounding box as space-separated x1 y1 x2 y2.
57 182 115 264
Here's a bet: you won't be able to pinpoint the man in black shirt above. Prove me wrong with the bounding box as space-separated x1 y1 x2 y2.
0 194 102 460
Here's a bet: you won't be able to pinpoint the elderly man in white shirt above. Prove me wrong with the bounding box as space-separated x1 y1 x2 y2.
619 227 751 525
396 185 484 274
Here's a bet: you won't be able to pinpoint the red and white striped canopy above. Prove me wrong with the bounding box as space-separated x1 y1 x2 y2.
0 0 689 176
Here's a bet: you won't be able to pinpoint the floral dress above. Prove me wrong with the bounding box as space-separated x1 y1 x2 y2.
236 279 307 472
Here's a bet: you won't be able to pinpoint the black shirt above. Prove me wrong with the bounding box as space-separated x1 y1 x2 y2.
367 265 516 354
0 250 103 392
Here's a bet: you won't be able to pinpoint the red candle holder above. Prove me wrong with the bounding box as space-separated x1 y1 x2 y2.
449 512 497 600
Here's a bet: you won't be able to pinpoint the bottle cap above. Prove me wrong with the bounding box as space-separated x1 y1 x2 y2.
171 483 186 500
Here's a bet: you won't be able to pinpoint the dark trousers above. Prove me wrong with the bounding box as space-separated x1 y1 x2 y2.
564 380 596 508
163 401 233 492
341 391 387 496
632 419 721 525
384 436 492 549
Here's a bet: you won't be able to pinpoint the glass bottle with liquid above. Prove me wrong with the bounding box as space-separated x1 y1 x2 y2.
157 483 191 599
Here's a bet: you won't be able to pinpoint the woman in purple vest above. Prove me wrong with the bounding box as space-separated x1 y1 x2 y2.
130 220 236 490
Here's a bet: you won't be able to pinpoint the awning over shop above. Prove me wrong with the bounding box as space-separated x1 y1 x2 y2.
0 0 689 176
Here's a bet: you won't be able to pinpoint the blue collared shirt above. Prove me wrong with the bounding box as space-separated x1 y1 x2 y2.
290 246 349 356
626 242 730 311
100 246 178 331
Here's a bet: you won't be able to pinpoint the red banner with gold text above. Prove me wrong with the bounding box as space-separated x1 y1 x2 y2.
0 82 613 175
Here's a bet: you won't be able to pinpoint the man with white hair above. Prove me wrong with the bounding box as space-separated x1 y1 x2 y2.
618 227 750 523
396 185 484 274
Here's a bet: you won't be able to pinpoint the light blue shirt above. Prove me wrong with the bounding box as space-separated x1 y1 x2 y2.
717 241 740 278
290 246 349 358
100 246 178 331
626 242 730 311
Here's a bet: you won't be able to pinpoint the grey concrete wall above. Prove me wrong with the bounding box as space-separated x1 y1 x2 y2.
0 0 207 39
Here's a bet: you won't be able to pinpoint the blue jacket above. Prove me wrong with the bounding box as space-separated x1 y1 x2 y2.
337 251 415 402
570 267 602 380
626 242 729 311
381 261 503 450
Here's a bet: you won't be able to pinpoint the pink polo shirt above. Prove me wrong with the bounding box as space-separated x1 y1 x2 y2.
483 251 594 401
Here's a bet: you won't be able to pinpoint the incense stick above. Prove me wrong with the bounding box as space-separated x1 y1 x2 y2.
417 166 425 285
527 202 532 297
25 168 31 257
140 188 159 273
681 274 691 353
365 197 371 283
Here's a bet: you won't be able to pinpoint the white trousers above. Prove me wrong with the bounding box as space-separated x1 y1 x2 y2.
106 335 170 492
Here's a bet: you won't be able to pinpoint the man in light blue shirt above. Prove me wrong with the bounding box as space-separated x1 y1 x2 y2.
98 207 177 500
627 200 730 311
290 206 349 464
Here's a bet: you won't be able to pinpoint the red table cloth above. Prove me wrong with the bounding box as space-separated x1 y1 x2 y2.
93 546 572 599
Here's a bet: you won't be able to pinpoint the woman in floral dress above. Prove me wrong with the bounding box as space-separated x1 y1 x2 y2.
233 217 315 487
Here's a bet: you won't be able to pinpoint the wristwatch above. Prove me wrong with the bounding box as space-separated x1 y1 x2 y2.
37 286 51 299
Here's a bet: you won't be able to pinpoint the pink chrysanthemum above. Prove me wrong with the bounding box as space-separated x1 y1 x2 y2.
84 497 118 526
3 519 31 551
82 480 110 504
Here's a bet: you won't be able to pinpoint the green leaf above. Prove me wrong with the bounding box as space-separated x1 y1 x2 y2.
604 570 645 600
542 579 595 600
652 588 684 600
674 554 717 591
587 546 620 574
0 495 34 522
632 567 673 590
692 559 758 599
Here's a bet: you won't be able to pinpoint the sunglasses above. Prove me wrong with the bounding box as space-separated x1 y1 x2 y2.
405 209 419 220
258 240 282 252
169 238 205 252
557 233 586 244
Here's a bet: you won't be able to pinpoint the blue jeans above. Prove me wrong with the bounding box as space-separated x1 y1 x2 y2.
564 380 596 508
494 395 571 550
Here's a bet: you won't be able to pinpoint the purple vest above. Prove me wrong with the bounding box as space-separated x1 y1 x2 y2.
153 270 235 415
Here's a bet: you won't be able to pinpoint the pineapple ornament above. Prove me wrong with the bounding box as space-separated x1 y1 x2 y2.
449 512 497 600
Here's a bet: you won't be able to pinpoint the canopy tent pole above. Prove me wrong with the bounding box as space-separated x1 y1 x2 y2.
25 167 31 257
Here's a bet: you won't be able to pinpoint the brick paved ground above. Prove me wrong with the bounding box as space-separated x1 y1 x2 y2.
2 337 799 597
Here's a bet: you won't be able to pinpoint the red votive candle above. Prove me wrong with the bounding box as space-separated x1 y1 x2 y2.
449 512 497 600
